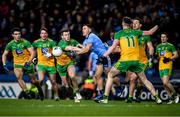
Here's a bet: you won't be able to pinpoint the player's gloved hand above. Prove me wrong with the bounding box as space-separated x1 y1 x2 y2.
44 52 52 58
163 57 171 63
3 64 10 73
32 58 37 65
148 55 153 68
148 58 153 68
24 62 30 69
66 51 77 59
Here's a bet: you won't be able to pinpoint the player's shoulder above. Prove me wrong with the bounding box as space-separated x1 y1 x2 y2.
7 39 15 45
166 42 174 46
47 38 54 42
33 38 41 43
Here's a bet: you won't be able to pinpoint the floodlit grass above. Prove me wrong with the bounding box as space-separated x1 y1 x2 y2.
0 99 179 116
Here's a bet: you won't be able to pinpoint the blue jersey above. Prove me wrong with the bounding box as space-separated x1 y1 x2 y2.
83 33 108 57
89 52 98 71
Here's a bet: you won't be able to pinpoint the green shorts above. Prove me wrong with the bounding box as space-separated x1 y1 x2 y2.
159 69 172 78
114 60 144 73
37 65 56 74
57 61 74 77
14 64 34 74
140 62 148 71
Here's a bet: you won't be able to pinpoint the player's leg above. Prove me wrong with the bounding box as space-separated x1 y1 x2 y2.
67 64 82 102
26 64 44 100
125 71 137 103
94 64 104 96
28 73 44 100
47 66 59 101
137 72 162 104
135 78 143 102
99 66 120 103
14 67 31 99
161 69 179 104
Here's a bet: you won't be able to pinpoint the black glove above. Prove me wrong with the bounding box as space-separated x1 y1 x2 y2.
163 57 171 63
3 64 10 73
66 51 77 58
24 62 30 69
32 58 37 65
148 56 153 68
97 56 107 65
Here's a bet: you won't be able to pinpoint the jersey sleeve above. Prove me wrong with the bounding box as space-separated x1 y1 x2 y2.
135 30 143 38
170 44 177 52
86 34 95 44
5 43 12 51
24 40 32 48
58 40 67 50
72 39 79 46
114 32 121 40
145 36 151 43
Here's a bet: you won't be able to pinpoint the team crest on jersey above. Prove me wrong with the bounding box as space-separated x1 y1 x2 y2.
15 49 23 55
41 48 48 54
160 50 165 56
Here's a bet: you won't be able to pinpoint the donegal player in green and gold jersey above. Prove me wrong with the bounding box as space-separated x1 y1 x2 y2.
2 28 43 99
56 29 82 102
125 18 154 103
33 28 59 101
156 33 179 104
97 17 162 104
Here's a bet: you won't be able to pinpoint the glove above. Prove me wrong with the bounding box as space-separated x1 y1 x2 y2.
32 58 37 65
163 57 171 63
24 62 30 69
44 52 52 58
148 58 153 68
3 64 10 73
66 51 77 59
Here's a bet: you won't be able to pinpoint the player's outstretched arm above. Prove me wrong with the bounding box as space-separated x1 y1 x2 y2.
27 47 36 62
103 39 119 57
77 43 92 55
143 25 158 36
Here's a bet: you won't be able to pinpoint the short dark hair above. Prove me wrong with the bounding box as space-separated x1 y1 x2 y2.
161 32 168 37
11 27 21 34
134 17 143 24
122 16 132 25
40 27 48 33
83 24 92 29
60 28 70 35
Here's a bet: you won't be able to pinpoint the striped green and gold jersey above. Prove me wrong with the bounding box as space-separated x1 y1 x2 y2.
56 39 79 66
138 36 151 64
114 28 143 61
156 42 176 70
5 38 32 65
32 38 56 66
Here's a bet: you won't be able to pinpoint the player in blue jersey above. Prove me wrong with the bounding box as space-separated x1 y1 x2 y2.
77 24 111 98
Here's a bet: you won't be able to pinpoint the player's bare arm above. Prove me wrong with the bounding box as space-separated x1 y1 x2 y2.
171 51 178 60
147 42 154 56
77 43 92 54
103 39 119 57
27 47 36 62
143 25 158 36
2 50 9 65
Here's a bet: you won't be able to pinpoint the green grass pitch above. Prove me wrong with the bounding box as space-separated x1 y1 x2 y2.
0 99 179 116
